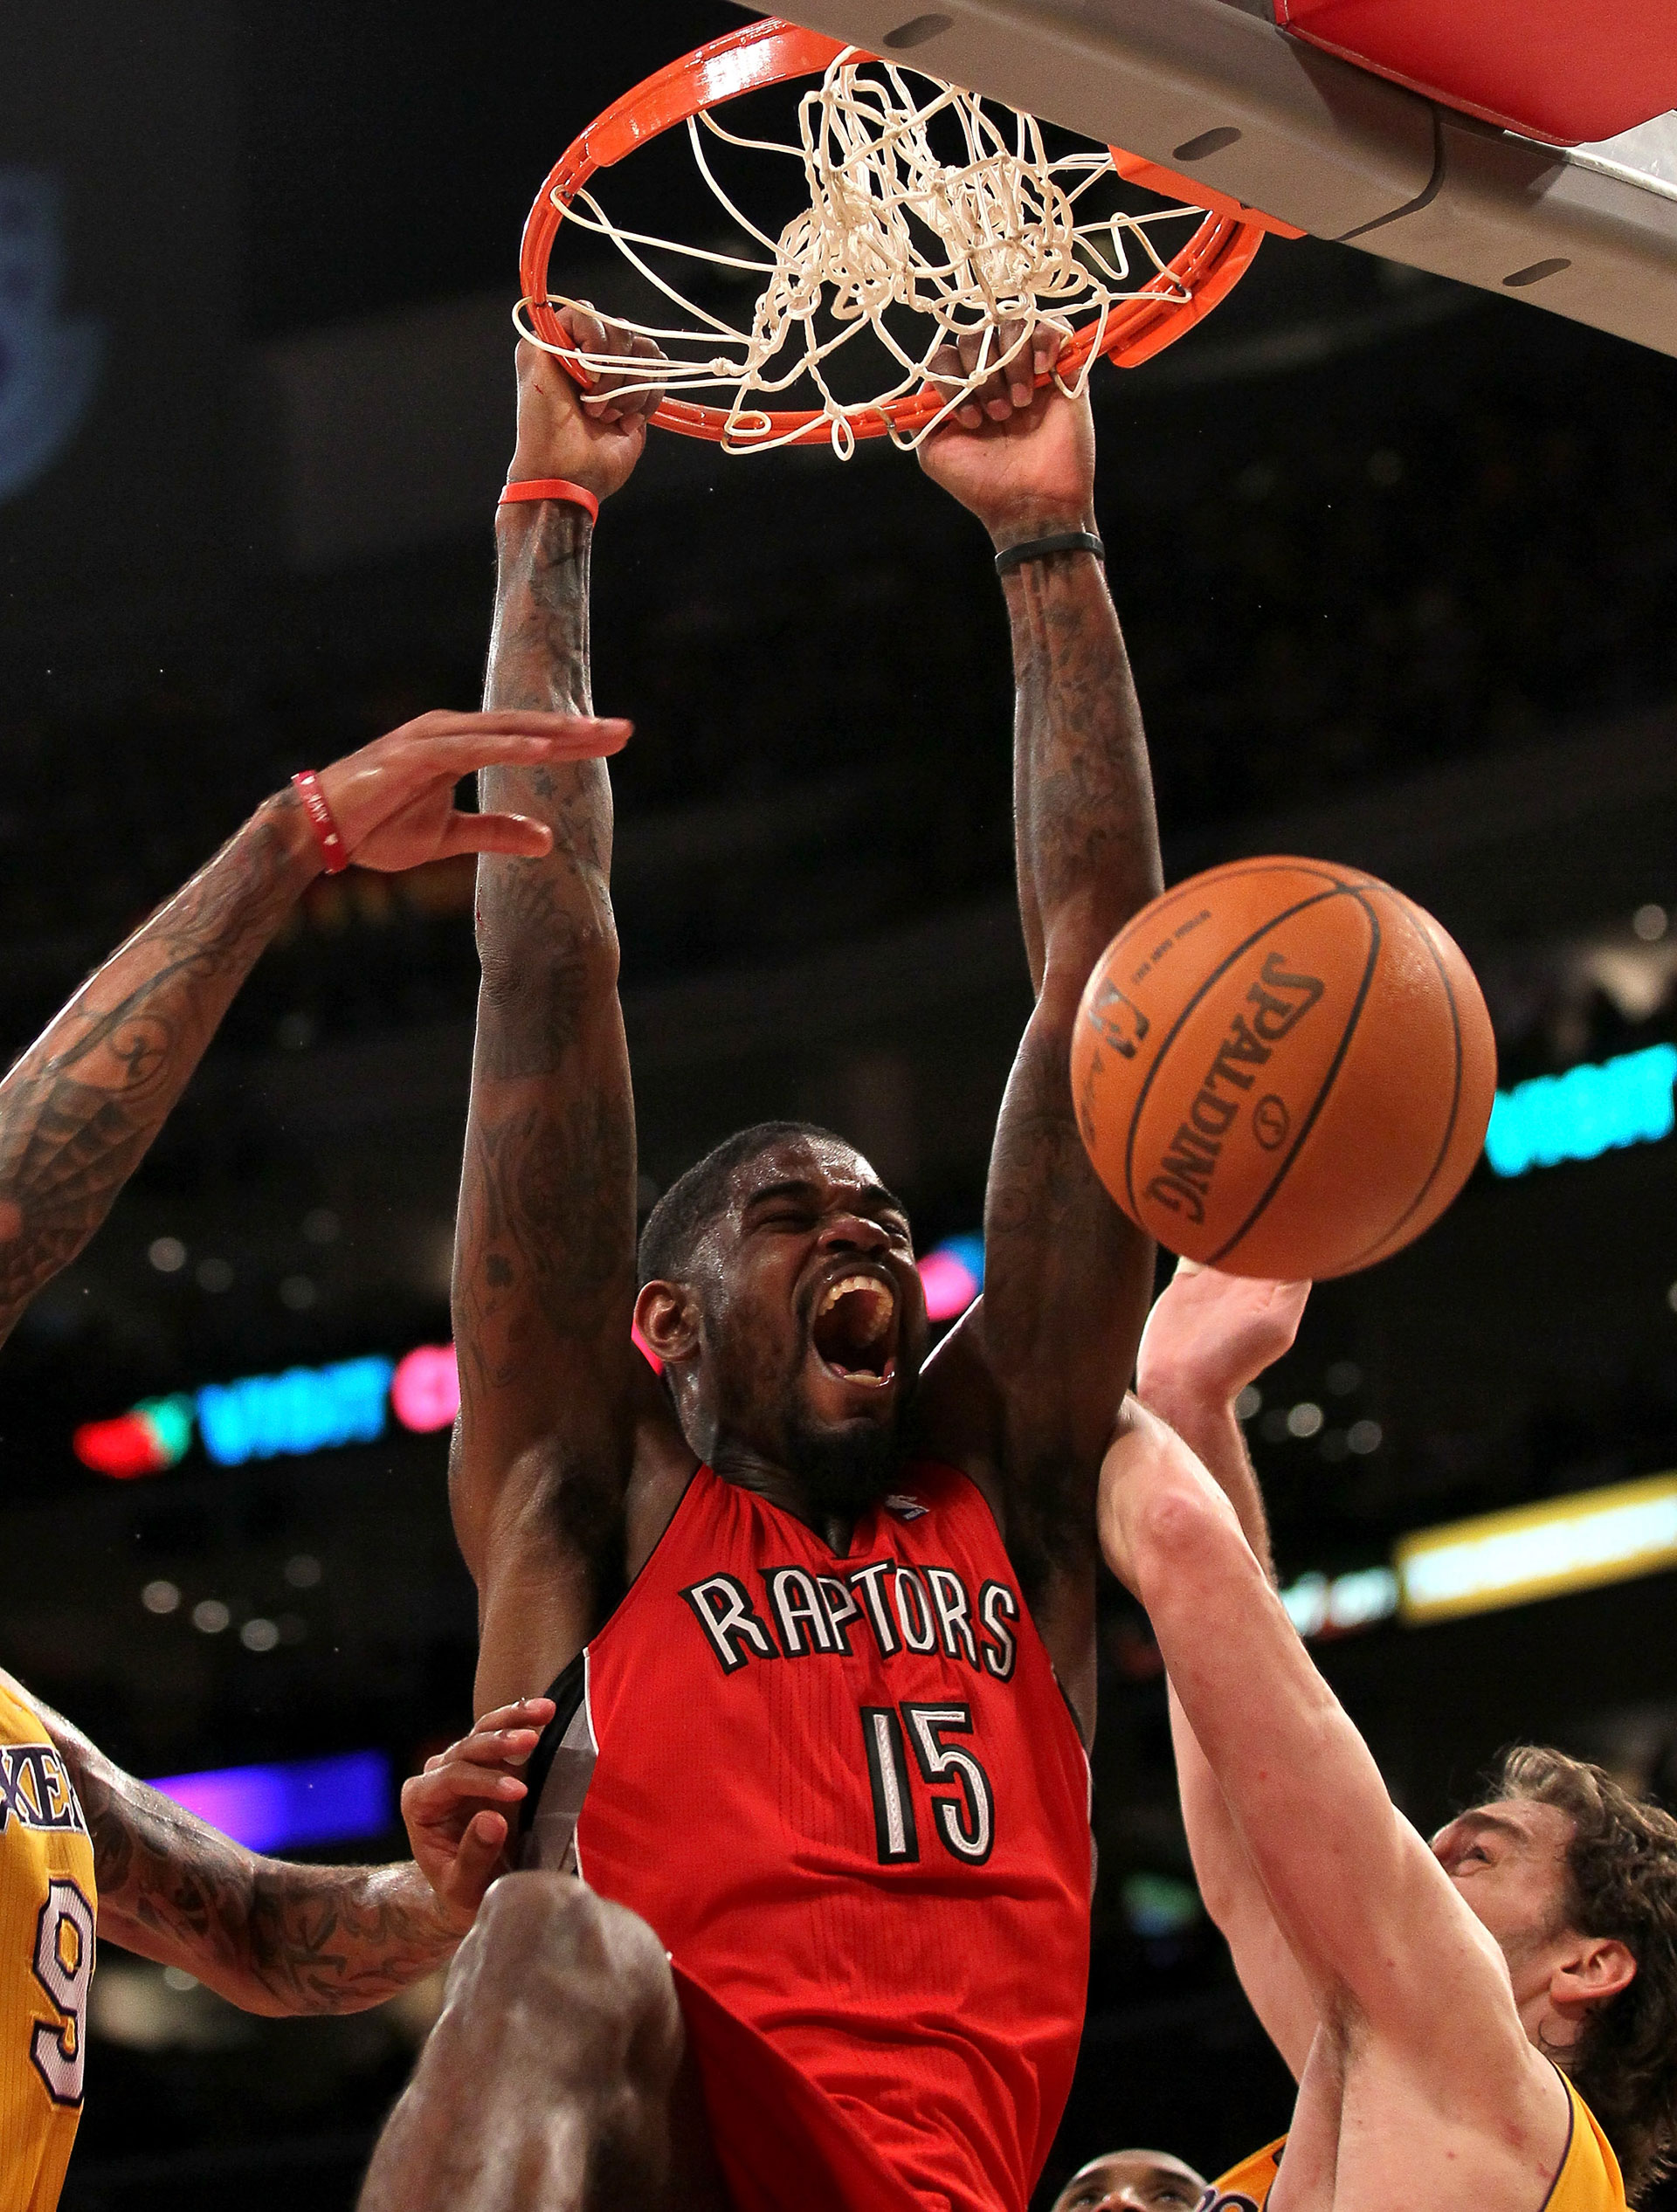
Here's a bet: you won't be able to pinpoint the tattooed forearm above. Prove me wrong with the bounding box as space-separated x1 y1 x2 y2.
974 547 1161 1602
455 1085 637 1397
450 493 638 1568
0 796 319 1346
485 500 593 719
38 1696 460 2015
1003 552 1162 996
475 501 618 1043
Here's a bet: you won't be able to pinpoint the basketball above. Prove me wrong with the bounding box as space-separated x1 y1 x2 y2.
1070 858 1498 1279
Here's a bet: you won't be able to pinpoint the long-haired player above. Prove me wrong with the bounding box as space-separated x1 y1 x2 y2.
1101 1262 1677 2208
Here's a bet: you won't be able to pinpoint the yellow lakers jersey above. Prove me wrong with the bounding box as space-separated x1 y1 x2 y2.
1204 2073 1626 2210
1202 2136 1282 2209
0 1676 96 2212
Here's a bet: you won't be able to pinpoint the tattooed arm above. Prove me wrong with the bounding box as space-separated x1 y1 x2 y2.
0 710 627 1354
453 330 670 1715
0 800 316 1346
915 338 1163 1737
27 1679 542 2014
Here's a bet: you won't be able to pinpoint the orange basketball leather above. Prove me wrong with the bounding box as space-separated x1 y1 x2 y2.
1070 858 1496 1279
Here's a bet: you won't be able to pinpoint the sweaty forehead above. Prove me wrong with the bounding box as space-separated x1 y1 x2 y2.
728 1137 885 1214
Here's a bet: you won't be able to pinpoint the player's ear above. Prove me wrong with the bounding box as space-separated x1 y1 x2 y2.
635 1279 700 1365
1553 1933 1637 2013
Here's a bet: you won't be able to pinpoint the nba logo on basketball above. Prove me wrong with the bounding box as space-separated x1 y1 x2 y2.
1085 976 1151 1059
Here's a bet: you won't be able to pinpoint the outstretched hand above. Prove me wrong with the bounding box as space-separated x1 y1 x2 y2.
916 320 1096 541
1136 1259 1312 1411
401 1696 556 1932
314 709 629 873
507 307 666 503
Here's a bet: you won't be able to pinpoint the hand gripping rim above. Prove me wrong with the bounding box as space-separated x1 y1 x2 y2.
517 17 1300 449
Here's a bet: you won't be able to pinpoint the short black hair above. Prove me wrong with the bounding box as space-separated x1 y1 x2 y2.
637 1121 847 1289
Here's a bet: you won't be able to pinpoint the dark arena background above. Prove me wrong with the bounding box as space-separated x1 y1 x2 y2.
4 3 1677 2207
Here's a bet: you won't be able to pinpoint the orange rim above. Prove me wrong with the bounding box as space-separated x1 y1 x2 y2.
518 17 1296 447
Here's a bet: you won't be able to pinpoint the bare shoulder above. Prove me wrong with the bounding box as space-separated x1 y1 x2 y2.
624 1361 702 1581
1331 2016 1575 2212
908 1301 1006 1519
909 1306 1097 1735
471 1355 694 1710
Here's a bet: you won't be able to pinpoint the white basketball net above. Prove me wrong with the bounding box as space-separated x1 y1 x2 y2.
514 51 1210 457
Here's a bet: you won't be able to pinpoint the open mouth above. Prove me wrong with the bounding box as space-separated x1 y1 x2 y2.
810 1272 899 1388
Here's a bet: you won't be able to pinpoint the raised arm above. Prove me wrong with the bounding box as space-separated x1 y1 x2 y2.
914 340 1163 1720
451 329 666 1712
1135 1264 1320 2079
0 710 622 1354
1097 1401 1542 2123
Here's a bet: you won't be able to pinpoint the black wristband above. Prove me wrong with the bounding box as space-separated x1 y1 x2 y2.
994 529 1104 577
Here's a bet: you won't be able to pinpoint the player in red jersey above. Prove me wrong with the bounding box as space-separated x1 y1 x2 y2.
358 314 1165 2212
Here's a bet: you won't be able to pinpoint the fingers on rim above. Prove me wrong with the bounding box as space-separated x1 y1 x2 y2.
562 303 607 354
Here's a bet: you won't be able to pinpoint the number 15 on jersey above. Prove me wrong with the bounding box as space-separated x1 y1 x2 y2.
862 1703 994 1866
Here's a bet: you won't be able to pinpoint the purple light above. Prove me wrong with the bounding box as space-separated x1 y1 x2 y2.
151 1751 392 1852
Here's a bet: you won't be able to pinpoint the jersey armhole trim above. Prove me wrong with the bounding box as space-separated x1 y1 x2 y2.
1536 2061 1579 2212
519 1649 586 1842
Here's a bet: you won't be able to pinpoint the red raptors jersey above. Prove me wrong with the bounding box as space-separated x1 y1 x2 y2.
524 1460 1092 2212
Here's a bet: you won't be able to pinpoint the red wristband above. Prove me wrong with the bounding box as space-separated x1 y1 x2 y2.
497 478 600 525
292 770 349 874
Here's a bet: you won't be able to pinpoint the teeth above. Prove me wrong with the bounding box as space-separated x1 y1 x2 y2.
818 1274 894 1318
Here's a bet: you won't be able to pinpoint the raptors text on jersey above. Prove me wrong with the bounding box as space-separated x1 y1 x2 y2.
523 1459 1092 2212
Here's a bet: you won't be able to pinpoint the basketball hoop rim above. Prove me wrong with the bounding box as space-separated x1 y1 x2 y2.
518 17 1301 449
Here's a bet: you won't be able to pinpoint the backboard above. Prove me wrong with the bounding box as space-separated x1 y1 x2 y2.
761 0 1677 360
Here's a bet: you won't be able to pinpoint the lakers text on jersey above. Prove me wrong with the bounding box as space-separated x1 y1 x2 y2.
0 1676 97 2212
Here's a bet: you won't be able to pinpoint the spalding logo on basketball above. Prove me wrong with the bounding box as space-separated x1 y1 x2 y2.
1071 858 1497 1279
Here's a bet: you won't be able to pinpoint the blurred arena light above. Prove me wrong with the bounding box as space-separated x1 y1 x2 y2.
74 1241 990 1476
1485 1042 1677 1176
150 1750 392 1851
920 1234 984 1322
390 1344 460 1431
1280 1565 1399 1637
1120 1871 1202 1939
1397 1471 1677 1623
197 1356 392 1464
